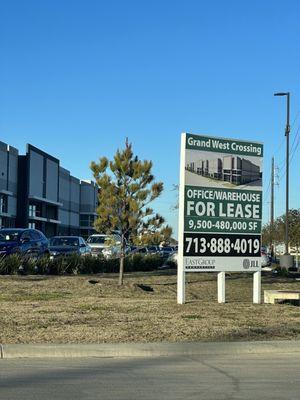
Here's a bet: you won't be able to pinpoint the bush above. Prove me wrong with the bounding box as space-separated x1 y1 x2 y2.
273 266 289 277
78 255 102 274
35 255 51 274
77 255 99 274
100 257 119 273
47 254 83 275
125 253 164 272
0 252 165 275
0 254 22 275
163 259 177 269
20 258 38 275
79 253 163 274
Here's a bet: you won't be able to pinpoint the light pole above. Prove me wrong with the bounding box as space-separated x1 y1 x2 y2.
274 92 293 268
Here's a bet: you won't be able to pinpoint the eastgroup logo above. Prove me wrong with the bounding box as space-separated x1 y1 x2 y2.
243 259 250 269
185 258 216 267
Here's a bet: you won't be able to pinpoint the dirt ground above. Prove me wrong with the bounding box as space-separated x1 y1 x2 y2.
0 271 299 344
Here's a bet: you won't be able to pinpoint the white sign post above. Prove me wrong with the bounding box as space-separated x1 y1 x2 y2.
217 272 226 303
177 132 263 304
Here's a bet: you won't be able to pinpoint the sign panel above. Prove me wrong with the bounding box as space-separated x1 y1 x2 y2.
178 133 263 273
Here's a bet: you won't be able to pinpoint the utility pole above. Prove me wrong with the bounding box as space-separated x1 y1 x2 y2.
285 93 290 255
270 156 275 258
274 92 294 269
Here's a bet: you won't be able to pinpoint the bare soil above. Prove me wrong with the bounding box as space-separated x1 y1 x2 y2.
0 271 299 343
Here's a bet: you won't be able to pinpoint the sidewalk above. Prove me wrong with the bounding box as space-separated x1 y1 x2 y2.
1 340 299 359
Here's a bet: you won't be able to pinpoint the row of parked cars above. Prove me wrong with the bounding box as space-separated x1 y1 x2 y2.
0 228 177 261
0 228 91 259
0 228 274 267
0 228 275 274
87 234 177 258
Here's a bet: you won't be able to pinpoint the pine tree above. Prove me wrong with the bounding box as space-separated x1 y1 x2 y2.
90 139 170 285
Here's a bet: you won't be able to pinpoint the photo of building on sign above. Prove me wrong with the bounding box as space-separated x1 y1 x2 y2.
185 151 262 189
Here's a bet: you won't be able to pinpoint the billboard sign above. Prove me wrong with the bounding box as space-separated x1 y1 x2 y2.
178 133 263 274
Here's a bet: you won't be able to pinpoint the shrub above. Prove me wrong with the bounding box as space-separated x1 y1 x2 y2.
20 258 38 275
125 253 164 272
79 253 163 274
35 255 51 274
0 252 165 275
143 254 164 270
125 253 143 272
273 266 289 277
48 254 82 275
105 257 120 273
0 254 21 275
163 259 177 269
78 255 101 274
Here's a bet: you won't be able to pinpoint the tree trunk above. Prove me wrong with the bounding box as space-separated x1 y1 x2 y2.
119 235 125 285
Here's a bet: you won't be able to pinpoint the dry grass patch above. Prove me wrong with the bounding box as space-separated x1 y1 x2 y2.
0 271 299 344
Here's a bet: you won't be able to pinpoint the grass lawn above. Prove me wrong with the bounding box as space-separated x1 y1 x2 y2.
0 271 299 344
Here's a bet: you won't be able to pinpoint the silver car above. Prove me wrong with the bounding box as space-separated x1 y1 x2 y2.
87 234 122 258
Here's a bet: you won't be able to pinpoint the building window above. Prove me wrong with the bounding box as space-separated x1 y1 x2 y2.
45 205 57 220
29 204 37 217
28 222 36 229
80 215 89 226
0 195 8 214
80 214 96 227
29 203 43 218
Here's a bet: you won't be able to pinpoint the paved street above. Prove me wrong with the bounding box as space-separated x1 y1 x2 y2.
0 352 299 400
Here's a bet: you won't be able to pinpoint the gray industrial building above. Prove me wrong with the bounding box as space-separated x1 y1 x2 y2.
79 180 98 238
186 155 261 185
0 142 19 229
0 141 98 238
222 155 261 185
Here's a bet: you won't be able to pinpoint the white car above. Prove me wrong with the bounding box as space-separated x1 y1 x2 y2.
168 251 178 264
160 251 178 269
261 252 272 270
87 233 122 258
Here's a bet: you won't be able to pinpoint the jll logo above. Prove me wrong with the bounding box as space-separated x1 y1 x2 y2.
243 259 259 269
250 260 259 268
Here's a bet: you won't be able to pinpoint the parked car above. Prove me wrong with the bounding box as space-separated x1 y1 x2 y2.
0 228 49 259
146 245 160 254
49 236 91 259
87 233 123 258
167 251 178 264
129 245 137 253
158 251 178 269
158 246 174 258
131 246 174 258
130 246 153 255
261 251 271 268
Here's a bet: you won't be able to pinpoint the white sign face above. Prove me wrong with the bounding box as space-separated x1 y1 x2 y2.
178 133 263 273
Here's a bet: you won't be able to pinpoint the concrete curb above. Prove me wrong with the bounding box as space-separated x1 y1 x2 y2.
1 341 300 359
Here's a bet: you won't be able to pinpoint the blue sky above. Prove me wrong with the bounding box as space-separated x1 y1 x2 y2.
1 0 300 237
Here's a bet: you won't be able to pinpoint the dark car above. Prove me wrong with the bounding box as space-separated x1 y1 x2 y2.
0 228 49 259
130 246 150 255
146 246 160 254
49 236 91 258
158 246 174 258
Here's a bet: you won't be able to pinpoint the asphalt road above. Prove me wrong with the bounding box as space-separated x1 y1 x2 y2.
0 352 299 400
